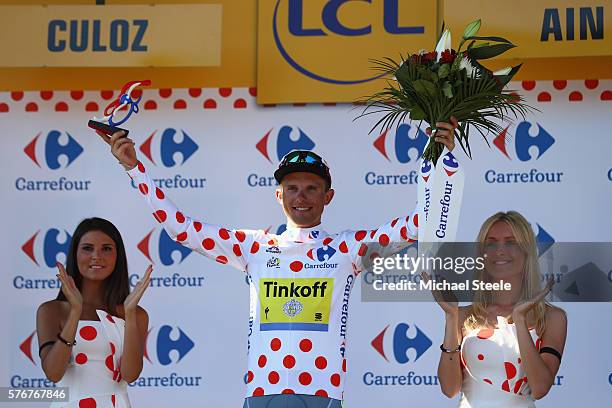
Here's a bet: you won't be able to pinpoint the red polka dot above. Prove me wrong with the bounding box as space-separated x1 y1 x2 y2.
154 188 164 199
315 356 327 369
477 354 484 361
177 232 188 242
109 342 116 354
193 221 202 232
152 210 167 223
537 91 551 102
80 326 97 341
11 91 23 101
323 237 333 245
0 103 8 112
522 80 536 90
358 244 367 257
369 229 377 238
252 387 264 396
111 395 116 407
378 234 390 246
233 244 242 256
477 328 494 339
290 261 303 272
218 228 230 240
602 90 612 101
569 91 583 101
271 338 282 351
535 338 542 351
342 359 347 372
504 362 517 379
400 226 408 240
137 162 145 172
174 99 187 109
413 214 419 227
390 218 399 227
517 357 522 364
203 99 217 109
246 371 254 383
354 230 366 241
70 90 84 100
299 339 312 352
249 87 257 96
315 390 328 398
159 89 172 98
79 398 97 408
502 379 510 392
202 238 215 250
105 355 114 372
268 371 279 384
55 102 69 112
282 389 295 394
176 211 185 223
235 231 246 242
101 90 114 100
144 100 157 110
75 353 88 364
283 355 296 369
25 102 38 112
85 102 99 112
216 255 228 264
330 373 341 387
138 183 148 195
189 88 202 97
250 241 260 254
585 79 599 89
219 88 232 97
552 80 567 90
41 90 53 100
339 241 348 253
299 372 312 385
258 355 267 368
483 378 492 384
234 99 247 109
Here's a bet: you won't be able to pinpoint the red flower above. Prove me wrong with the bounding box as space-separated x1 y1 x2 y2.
421 51 437 64
439 49 457 64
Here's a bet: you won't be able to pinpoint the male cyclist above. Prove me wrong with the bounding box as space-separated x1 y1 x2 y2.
98 118 457 407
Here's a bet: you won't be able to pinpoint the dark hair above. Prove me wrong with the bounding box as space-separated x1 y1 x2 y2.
56 217 129 315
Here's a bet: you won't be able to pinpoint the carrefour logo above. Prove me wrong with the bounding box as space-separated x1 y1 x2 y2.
24 131 83 169
139 128 198 167
138 229 192 266
371 323 432 364
365 124 426 186
272 0 425 84
19 331 38 366
485 122 563 184
144 325 195 366
21 229 70 268
249 125 316 187
535 223 555 257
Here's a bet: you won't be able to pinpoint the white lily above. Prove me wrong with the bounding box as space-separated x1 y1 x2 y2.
435 29 452 62
459 57 479 78
493 67 512 76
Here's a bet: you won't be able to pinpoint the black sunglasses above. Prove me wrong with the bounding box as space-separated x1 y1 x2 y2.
282 151 328 169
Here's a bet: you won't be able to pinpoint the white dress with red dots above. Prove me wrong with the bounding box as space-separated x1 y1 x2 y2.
50 310 129 408
459 316 541 407
127 162 418 401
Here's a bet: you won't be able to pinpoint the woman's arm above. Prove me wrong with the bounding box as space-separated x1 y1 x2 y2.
514 306 567 399
437 307 465 398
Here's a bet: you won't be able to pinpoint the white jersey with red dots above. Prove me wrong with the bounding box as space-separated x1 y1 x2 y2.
127 162 418 400
460 315 541 407
51 310 129 408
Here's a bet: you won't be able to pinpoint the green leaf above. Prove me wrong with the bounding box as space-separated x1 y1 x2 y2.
442 82 453 99
410 106 427 120
463 19 481 39
465 35 514 44
438 63 451 79
412 79 437 98
468 43 516 60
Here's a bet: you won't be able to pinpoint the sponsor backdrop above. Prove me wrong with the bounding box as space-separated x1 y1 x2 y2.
1 80 610 407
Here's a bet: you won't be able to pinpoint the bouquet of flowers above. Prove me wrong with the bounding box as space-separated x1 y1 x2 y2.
360 19 534 165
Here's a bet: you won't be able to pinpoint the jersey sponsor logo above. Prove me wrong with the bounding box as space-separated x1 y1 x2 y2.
266 245 281 254
305 244 339 269
266 257 281 268
260 277 333 331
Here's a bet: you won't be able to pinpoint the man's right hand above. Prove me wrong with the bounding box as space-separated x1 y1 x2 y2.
97 130 138 170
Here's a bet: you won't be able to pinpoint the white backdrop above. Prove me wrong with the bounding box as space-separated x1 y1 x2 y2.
1 80 611 407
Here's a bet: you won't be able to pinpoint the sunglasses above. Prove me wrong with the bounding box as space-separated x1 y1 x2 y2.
282 151 328 169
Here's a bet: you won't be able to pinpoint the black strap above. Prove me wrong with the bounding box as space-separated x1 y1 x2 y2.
38 340 56 356
539 346 562 362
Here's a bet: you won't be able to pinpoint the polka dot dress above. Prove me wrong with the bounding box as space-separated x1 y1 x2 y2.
459 316 540 407
50 310 130 408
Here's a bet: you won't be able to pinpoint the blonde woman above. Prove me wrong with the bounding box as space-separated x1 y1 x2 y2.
426 211 567 407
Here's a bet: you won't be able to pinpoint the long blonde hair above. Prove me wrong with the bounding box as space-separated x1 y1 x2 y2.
464 211 547 336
